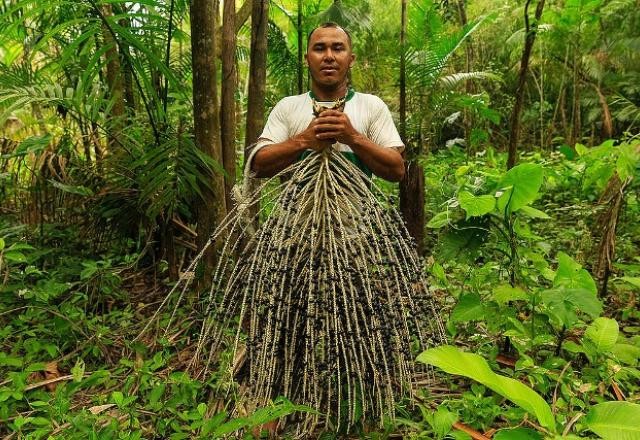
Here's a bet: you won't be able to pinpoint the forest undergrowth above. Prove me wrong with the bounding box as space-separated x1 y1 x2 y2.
1 140 639 439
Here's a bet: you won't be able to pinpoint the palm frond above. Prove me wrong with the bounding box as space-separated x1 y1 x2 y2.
438 71 502 90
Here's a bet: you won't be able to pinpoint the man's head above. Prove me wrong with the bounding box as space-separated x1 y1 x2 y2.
305 23 355 92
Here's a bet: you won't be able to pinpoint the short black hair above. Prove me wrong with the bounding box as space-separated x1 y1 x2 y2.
306 22 353 50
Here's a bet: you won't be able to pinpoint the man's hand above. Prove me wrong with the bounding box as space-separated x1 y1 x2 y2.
313 109 361 145
293 119 334 152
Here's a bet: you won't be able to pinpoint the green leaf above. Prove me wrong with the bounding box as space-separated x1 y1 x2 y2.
71 358 85 383
585 401 640 439
427 211 451 228
450 293 485 323
458 191 496 218
48 180 94 196
112 391 124 407
417 346 556 432
616 142 639 181
212 398 313 436
425 406 457 438
10 134 51 157
584 318 619 352
0 238 4 250
493 285 529 304
0 353 24 368
519 205 550 219
3 251 27 263
553 252 597 295
540 288 602 327
496 163 543 213
610 344 640 365
618 277 640 290
493 427 543 440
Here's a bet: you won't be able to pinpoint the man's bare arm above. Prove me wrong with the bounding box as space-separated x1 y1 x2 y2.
251 122 330 178
314 110 405 182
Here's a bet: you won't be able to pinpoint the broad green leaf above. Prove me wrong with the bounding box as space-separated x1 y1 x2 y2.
417 346 556 431
458 191 496 218
575 143 589 157
540 288 602 327
616 142 639 181
455 165 472 177
493 285 528 304
519 205 550 219
496 163 543 213
0 238 4 250
3 250 26 263
584 318 619 352
618 277 640 290
450 293 485 323
585 401 640 440
494 427 543 440
610 343 640 365
427 211 450 228
553 252 597 295
426 406 457 438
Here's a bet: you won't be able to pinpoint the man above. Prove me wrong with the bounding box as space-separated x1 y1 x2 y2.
234 23 434 436
246 22 405 183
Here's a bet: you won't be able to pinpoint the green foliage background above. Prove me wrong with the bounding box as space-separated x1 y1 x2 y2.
1 0 639 438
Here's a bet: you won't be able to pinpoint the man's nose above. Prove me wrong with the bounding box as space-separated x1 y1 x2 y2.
323 49 335 60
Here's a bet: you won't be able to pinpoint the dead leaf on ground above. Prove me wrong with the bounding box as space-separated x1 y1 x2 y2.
89 404 117 415
44 361 61 391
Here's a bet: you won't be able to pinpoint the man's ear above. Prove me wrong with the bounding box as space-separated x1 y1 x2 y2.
349 53 356 68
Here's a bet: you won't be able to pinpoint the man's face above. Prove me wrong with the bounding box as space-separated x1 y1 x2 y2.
305 27 355 90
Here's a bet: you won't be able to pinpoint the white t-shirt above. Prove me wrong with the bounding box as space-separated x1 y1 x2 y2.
246 91 404 172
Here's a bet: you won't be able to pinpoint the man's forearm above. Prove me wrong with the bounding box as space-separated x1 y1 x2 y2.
251 138 307 178
349 134 405 182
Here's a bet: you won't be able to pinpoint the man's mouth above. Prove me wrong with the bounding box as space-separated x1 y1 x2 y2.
321 66 338 73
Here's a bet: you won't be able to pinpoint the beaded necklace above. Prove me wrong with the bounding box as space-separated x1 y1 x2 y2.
310 87 355 116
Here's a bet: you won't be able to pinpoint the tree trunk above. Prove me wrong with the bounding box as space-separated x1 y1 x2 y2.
593 84 613 140
398 0 424 254
457 0 475 151
399 0 407 141
245 0 269 148
113 3 136 114
101 4 126 152
221 0 237 211
506 0 546 169
244 0 269 222
297 0 304 94
191 0 226 279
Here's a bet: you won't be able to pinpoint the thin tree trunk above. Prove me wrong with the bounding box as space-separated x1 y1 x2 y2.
101 4 126 152
457 0 475 152
398 0 425 254
569 48 581 146
221 0 237 211
244 0 269 220
191 0 226 279
245 0 269 148
297 0 303 94
113 4 136 114
506 0 546 169
593 84 613 139
399 0 407 141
